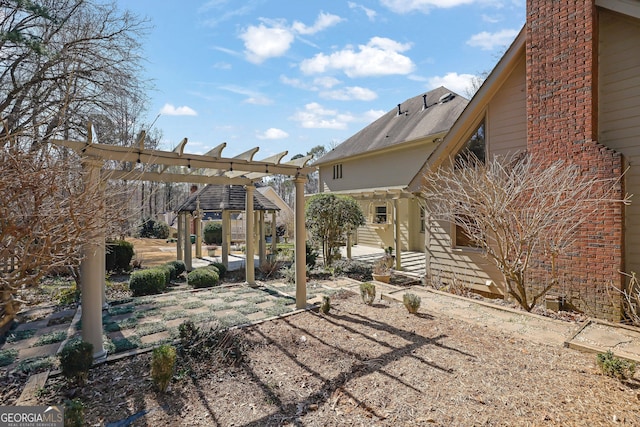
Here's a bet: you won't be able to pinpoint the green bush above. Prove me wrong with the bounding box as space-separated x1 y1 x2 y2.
64 398 84 427
167 260 186 277
187 268 220 288
597 350 636 380
203 222 222 244
151 344 177 392
137 218 156 238
403 293 421 314
210 262 227 279
59 339 93 385
106 240 135 271
359 282 376 305
306 242 319 269
58 285 80 305
152 221 170 239
158 265 171 286
164 262 178 280
129 268 167 296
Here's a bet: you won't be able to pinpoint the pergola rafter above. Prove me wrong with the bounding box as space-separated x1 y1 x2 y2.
49 127 311 360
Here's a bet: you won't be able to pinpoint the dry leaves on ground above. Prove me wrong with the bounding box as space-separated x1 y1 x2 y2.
33 292 640 426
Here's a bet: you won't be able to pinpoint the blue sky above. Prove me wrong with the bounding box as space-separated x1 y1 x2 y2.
116 0 525 160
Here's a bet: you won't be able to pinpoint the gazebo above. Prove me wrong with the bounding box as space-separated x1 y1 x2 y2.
50 129 313 360
175 184 281 269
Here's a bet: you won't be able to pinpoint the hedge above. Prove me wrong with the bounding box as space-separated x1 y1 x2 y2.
187 268 220 289
129 268 167 296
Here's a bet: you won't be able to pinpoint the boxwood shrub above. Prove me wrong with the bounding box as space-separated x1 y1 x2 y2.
106 240 135 271
209 262 226 279
187 268 220 289
129 268 167 296
167 260 186 277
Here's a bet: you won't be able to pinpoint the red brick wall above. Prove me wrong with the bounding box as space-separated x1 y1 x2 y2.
526 0 624 320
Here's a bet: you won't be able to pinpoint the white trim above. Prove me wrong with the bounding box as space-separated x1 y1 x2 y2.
597 0 640 20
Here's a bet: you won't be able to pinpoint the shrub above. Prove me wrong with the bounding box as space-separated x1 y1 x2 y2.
59 339 93 385
151 344 177 392
106 240 135 271
168 260 186 277
203 222 222 244
58 285 80 305
360 282 376 305
319 296 331 314
158 265 171 286
137 218 156 238
210 262 226 279
129 269 167 296
306 242 319 269
164 262 178 281
403 293 421 314
187 268 219 288
64 398 84 427
596 350 636 380
152 221 170 239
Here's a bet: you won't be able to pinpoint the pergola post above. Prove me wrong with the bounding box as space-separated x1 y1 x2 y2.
394 198 402 270
245 184 255 285
195 200 202 258
222 210 230 268
80 158 106 360
271 211 277 253
176 212 183 261
294 176 307 309
183 212 192 271
346 229 352 259
258 210 265 265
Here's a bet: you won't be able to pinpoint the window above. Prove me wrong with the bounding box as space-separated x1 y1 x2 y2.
374 206 387 224
419 206 426 233
332 164 343 179
454 214 480 248
455 120 485 164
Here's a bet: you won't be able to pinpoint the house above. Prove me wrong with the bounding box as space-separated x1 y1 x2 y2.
313 87 468 261
407 0 640 321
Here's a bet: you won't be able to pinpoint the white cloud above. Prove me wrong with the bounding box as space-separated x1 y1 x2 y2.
313 76 341 89
361 109 387 123
239 12 343 64
466 28 519 50
481 14 502 24
240 22 295 64
348 2 378 21
292 12 343 35
320 86 378 101
257 128 289 140
381 0 475 14
300 37 415 78
219 85 273 105
213 61 232 70
427 72 477 95
159 103 197 116
290 102 356 130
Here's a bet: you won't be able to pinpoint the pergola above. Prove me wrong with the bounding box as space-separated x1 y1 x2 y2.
51 129 313 359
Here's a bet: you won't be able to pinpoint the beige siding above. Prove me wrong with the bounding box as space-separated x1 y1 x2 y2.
487 57 527 157
355 199 412 250
320 142 437 192
427 220 505 295
599 10 640 276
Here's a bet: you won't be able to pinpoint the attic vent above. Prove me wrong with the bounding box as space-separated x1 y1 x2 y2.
422 94 428 111
438 92 455 103
397 103 408 116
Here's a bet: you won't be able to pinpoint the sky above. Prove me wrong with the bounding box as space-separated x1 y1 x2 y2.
116 0 525 161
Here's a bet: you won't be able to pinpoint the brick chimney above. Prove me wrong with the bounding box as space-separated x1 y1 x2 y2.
525 0 624 319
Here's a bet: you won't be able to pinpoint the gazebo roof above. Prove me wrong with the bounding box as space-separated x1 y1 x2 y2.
176 184 280 213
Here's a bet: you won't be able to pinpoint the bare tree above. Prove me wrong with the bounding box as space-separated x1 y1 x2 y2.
1 0 149 144
421 152 630 311
0 143 106 329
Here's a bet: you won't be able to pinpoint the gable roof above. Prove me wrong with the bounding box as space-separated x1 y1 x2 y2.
406 26 526 193
176 184 280 213
314 86 468 166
